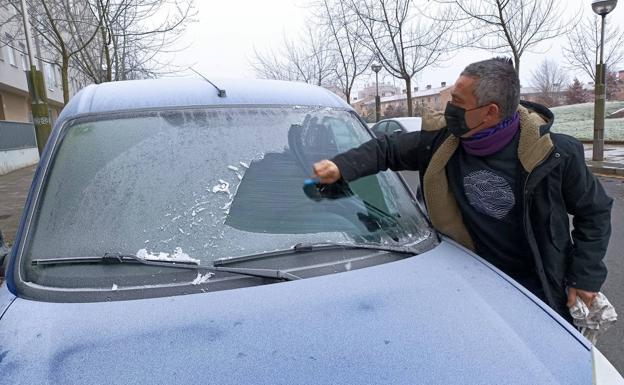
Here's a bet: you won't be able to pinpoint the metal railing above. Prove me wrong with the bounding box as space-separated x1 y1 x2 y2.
0 120 37 151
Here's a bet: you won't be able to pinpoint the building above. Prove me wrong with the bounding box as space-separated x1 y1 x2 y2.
358 82 452 120
356 82 401 101
0 3 90 124
1 5 86 174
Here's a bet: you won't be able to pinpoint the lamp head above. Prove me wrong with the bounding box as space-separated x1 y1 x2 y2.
592 0 617 15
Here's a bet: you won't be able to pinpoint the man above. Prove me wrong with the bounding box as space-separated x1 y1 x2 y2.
313 57 613 319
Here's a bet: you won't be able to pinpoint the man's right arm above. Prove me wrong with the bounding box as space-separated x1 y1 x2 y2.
315 131 421 183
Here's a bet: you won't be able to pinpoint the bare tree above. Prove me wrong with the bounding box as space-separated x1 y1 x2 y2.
311 0 373 103
530 59 568 107
437 0 572 76
348 0 454 116
562 14 624 82
251 26 336 87
0 2 22 48
25 0 104 104
73 0 195 84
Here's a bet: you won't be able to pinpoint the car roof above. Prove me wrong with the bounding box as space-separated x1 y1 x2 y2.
57 78 352 124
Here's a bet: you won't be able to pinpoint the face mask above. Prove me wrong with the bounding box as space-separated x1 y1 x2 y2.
444 102 488 138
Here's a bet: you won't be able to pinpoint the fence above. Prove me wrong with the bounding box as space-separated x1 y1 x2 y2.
0 121 37 151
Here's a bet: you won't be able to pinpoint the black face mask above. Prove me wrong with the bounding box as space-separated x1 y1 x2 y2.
444 102 488 138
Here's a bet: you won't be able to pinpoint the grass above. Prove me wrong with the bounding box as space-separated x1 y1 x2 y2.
550 101 624 141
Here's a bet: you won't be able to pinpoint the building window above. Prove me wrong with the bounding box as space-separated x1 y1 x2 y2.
45 63 56 90
19 42 28 70
5 34 17 67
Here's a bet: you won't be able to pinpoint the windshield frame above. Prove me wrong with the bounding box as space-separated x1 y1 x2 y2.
11 104 436 302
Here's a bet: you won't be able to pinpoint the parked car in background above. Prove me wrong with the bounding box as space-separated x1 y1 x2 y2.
370 117 422 137
0 78 622 384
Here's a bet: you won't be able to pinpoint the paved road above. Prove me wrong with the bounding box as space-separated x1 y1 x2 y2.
595 176 624 373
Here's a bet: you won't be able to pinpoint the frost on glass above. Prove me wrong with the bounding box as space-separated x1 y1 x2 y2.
26 107 430 272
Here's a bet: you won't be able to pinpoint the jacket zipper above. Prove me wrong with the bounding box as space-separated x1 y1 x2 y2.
522 147 555 306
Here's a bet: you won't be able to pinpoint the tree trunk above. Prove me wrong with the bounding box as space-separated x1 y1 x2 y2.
405 76 413 117
61 55 70 105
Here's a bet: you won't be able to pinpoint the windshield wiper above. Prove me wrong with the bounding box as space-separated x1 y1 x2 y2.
31 253 300 281
213 240 429 267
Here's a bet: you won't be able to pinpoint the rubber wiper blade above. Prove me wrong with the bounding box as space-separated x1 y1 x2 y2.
213 241 422 267
31 253 300 281
31 253 201 269
293 242 418 255
212 266 300 281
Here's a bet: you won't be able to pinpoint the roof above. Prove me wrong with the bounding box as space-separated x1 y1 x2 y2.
391 117 422 132
57 78 352 124
363 85 451 106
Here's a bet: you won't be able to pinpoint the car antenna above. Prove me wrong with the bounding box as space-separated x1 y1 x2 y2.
190 67 226 98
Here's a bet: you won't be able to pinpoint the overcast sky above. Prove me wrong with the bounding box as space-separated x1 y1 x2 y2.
170 0 624 94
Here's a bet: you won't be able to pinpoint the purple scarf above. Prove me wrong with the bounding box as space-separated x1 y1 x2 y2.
461 112 520 156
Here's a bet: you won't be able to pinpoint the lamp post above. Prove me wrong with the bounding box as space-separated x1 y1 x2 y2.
591 0 618 161
371 63 382 122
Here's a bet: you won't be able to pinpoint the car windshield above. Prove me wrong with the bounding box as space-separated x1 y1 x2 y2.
22 106 432 289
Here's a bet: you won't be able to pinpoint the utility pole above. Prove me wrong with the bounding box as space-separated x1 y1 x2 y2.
20 0 51 156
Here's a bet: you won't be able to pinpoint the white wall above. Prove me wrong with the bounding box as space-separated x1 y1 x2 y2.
0 148 39 175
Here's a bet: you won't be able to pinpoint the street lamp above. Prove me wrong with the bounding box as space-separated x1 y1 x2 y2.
591 0 618 161
371 63 382 122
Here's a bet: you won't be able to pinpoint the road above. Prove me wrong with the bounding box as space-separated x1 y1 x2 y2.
595 176 624 373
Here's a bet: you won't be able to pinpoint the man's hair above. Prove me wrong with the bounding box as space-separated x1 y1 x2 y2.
460 57 520 119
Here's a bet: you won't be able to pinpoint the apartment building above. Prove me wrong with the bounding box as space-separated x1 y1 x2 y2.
0 5 85 124
358 82 452 119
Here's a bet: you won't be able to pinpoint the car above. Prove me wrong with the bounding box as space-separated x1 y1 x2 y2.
0 78 622 384
370 117 422 137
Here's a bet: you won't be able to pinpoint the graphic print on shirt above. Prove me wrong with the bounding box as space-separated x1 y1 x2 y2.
463 170 515 220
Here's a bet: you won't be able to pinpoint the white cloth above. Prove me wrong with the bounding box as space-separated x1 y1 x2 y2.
569 292 618 344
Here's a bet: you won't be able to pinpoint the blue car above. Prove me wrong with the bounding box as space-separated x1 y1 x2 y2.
1 78 622 384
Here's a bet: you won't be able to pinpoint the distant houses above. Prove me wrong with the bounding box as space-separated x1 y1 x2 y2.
350 70 624 121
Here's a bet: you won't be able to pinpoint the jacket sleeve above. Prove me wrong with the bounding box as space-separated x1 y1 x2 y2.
331 131 421 182
562 140 613 292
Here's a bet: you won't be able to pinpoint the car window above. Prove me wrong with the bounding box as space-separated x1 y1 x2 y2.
386 121 403 134
371 121 388 137
22 107 432 289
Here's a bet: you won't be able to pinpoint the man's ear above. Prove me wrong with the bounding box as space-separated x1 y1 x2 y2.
486 103 501 123
488 103 501 119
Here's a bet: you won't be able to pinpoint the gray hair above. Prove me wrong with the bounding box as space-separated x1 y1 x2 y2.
460 57 520 119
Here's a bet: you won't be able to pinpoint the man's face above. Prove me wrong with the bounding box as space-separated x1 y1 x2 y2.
450 75 501 137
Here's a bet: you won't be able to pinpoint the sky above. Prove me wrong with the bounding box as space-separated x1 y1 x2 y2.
169 0 624 95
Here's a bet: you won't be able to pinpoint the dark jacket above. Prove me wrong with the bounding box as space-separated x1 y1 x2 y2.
333 101 613 316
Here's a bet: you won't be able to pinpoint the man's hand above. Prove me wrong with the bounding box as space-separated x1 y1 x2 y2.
567 287 598 307
312 160 341 184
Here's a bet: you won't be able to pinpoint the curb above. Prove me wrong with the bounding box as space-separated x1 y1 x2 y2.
587 164 624 177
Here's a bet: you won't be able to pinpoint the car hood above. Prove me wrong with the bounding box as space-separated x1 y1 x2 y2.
0 241 590 385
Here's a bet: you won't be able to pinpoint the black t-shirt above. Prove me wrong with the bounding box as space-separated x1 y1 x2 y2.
447 133 535 280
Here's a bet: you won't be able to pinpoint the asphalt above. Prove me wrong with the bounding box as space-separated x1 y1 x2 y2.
584 143 624 177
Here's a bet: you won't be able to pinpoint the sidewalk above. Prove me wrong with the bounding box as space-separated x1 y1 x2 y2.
584 143 624 177
0 165 36 244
